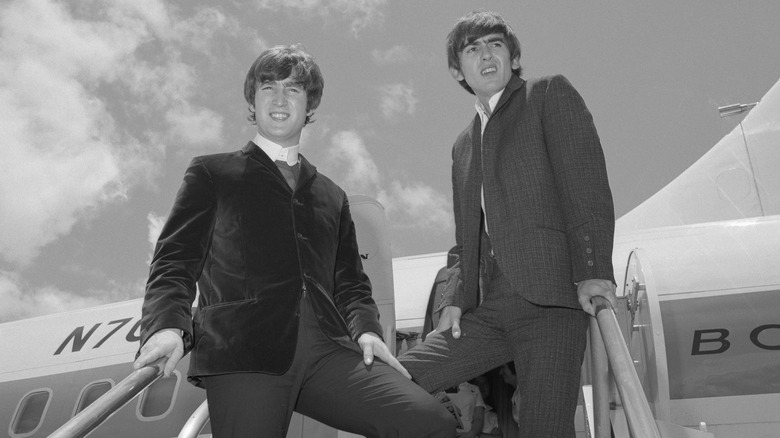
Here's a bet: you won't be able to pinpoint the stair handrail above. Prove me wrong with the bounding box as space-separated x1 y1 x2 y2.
48 357 166 438
591 295 662 438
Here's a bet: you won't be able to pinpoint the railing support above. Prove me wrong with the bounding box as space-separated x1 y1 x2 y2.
592 296 661 438
48 358 165 438
177 400 210 438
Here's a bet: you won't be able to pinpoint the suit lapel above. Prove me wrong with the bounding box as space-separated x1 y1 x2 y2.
463 116 483 247
243 141 276 171
297 155 317 189
469 116 482 205
492 75 525 117
463 116 482 218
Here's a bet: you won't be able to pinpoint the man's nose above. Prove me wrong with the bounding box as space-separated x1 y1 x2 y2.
272 88 287 105
480 46 493 61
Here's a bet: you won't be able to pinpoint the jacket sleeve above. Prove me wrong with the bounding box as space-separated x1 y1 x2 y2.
542 75 615 284
140 157 216 351
332 196 383 341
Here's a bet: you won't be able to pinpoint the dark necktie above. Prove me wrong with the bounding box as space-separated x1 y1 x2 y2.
275 160 299 190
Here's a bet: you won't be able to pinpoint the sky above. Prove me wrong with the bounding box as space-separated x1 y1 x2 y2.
2 0 780 322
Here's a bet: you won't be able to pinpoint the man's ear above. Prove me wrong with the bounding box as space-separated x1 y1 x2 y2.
511 56 521 71
449 66 465 82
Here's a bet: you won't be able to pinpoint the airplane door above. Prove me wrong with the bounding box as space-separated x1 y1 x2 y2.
348 195 396 353
617 249 671 422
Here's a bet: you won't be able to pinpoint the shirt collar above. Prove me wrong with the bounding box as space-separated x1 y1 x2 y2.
253 132 300 166
475 89 505 120
475 89 505 135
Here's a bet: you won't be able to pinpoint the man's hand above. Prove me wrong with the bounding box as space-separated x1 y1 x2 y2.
357 332 412 379
577 279 617 316
428 305 462 339
133 328 184 378
457 405 486 437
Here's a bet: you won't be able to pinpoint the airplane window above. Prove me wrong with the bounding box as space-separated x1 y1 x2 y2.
138 372 179 419
10 389 51 436
74 381 113 415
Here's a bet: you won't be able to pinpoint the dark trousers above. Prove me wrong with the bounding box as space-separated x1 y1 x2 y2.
202 295 456 438
399 255 589 438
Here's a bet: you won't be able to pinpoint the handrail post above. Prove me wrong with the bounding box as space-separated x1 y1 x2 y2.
589 315 611 438
592 296 661 438
48 358 166 438
177 400 210 438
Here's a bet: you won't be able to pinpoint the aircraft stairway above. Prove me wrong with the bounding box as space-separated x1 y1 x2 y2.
583 249 713 438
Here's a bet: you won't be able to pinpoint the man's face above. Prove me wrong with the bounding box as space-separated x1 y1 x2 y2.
252 79 310 147
451 33 520 104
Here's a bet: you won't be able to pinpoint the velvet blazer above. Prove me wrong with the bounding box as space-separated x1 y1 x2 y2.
442 75 616 313
140 142 382 386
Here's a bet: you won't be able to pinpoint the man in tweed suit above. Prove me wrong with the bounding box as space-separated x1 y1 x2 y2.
399 11 617 437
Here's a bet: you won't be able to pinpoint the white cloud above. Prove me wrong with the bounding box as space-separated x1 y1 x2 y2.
108 1 234 48
0 0 225 266
379 83 418 120
254 0 386 36
319 130 381 194
312 130 453 237
110 0 171 37
372 45 411 65
0 0 129 265
378 181 453 231
0 271 113 322
171 7 236 51
166 103 224 146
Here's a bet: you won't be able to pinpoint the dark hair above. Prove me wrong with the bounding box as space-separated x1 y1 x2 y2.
446 10 523 95
244 44 324 125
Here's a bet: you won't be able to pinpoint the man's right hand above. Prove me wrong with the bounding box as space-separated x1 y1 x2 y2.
428 305 463 339
133 328 184 378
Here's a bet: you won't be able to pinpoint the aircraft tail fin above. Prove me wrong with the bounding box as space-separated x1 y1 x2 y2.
617 77 780 232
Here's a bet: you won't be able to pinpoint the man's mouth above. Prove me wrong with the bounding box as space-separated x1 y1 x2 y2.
270 112 289 121
481 66 497 75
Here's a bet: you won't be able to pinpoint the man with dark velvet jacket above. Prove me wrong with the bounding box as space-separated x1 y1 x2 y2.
399 11 617 437
133 45 455 438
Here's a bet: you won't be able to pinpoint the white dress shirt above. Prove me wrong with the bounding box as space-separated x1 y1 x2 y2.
252 132 300 165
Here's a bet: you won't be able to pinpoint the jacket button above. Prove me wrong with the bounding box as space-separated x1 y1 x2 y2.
586 248 592 254
587 260 594 267
584 235 591 242
293 199 303 206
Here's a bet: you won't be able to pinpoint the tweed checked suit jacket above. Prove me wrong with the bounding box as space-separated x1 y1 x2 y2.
442 74 615 313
